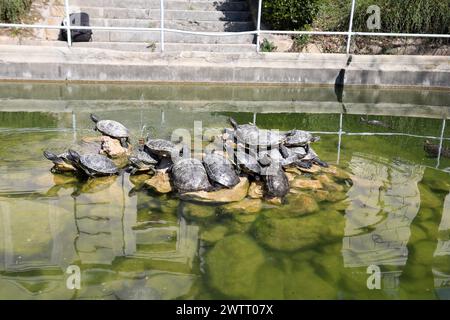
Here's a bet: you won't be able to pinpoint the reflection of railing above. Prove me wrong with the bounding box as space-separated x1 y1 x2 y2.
0 0 449 54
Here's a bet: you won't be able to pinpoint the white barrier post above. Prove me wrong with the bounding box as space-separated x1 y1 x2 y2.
64 0 72 47
160 0 165 52
346 0 356 55
256 0 263 53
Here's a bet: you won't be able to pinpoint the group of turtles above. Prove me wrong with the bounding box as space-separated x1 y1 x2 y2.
44 114 328 200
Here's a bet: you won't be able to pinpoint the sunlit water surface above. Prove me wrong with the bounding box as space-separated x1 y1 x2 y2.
0 82 450 300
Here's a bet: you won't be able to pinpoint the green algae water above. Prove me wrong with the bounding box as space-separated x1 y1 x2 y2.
0 82 450 300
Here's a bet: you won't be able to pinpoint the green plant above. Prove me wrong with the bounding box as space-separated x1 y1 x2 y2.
262 0 321 30
319 0 449 34
0 0 32 23
260 38 277 52
146 41 156 52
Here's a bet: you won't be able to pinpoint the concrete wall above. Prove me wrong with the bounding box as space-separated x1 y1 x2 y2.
0 45 449 89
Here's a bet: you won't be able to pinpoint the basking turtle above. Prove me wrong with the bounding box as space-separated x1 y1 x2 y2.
128 142 158 175
90 114 130 148
235 150 262 176
284 130 319 147
145 137 180 158
67 149 119 177
203 150 240 189
229 118 285 148
303 146 329 168
259 154 290 198
43 150 76 173
169 148 212 193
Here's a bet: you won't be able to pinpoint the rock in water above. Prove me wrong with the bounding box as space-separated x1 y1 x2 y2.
248 181 264 199
291 178 323 190
144 172 172 194
100 136 129 158
253 211 344 251
206 234 265 298
222 198 263 215
180 177 249 204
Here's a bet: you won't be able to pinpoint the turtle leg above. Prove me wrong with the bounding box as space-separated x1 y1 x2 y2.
129 167 138 175
313 158 329 168
295 160 313 169
120 138 129 148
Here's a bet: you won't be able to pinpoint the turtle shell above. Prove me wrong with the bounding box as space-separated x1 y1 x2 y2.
79 154 119 176
262 165 289 198
285 130 315 147
96 120 129 138
170 158 212 193
136 149 158 165
235 125 285 147
235 151 261 175
145 139 178 158
203 152 240 188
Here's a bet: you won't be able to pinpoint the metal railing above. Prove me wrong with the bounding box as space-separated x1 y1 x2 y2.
0 0 449 54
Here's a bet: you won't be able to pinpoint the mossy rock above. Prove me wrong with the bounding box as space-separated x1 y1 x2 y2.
206 234 266 298
421 169 450 192
253 262 285 299
221 198 263 215
265 193 319 218
181 177 249 204
200 225 229 244
182 203 217 219
284 262 338 299
129 173 153 187
253 211 345 252
418 184 443 209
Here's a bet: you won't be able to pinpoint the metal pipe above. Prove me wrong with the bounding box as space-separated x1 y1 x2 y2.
346 0 357 55
160 0 165 52
64 0 72 47
436 118 446 169
256 0 263 53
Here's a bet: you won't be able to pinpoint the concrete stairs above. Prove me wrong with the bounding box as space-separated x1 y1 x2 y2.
48 0 257 52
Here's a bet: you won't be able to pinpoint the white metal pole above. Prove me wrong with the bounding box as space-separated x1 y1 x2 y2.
160 0 165 52
64 0 72 47
346 0 356 55
436 118 446 169
256 0 263 53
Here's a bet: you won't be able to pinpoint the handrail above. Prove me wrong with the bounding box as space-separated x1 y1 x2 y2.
0 0 449 53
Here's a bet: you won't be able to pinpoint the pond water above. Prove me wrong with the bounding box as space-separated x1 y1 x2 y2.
0 82 450 300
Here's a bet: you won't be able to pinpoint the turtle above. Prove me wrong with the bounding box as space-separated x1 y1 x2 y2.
169 155 212 193
43 150 76 173
235 150 262 176
303 146 329 168
145 137 180 158
203 150 240 189
259 154 290 198
67 149 119 177
229 117 286 148
284 129 319 147
90 114 130 148
127 143 158 175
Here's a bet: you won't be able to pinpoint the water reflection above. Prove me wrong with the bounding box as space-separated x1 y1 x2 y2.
1 84 450 299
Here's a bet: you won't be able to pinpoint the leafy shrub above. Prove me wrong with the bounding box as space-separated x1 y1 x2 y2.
260 38 277 52
0 0 32 23
318 0 449 34
262 0 321 30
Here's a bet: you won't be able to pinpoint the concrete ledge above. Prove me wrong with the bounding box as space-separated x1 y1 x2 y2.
0 45 449 88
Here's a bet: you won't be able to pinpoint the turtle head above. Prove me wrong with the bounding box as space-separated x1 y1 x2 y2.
90 113 100 123
43 150 59 162
229 117 238 129
311 135 321 143
67 149 81 163
258 153 272 167
279 144 290 159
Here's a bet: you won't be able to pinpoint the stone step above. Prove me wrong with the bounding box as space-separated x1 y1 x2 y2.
69 0 249 11
13 39 257 53
91 30 254 44
89 18 253 32
67 7 252 21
